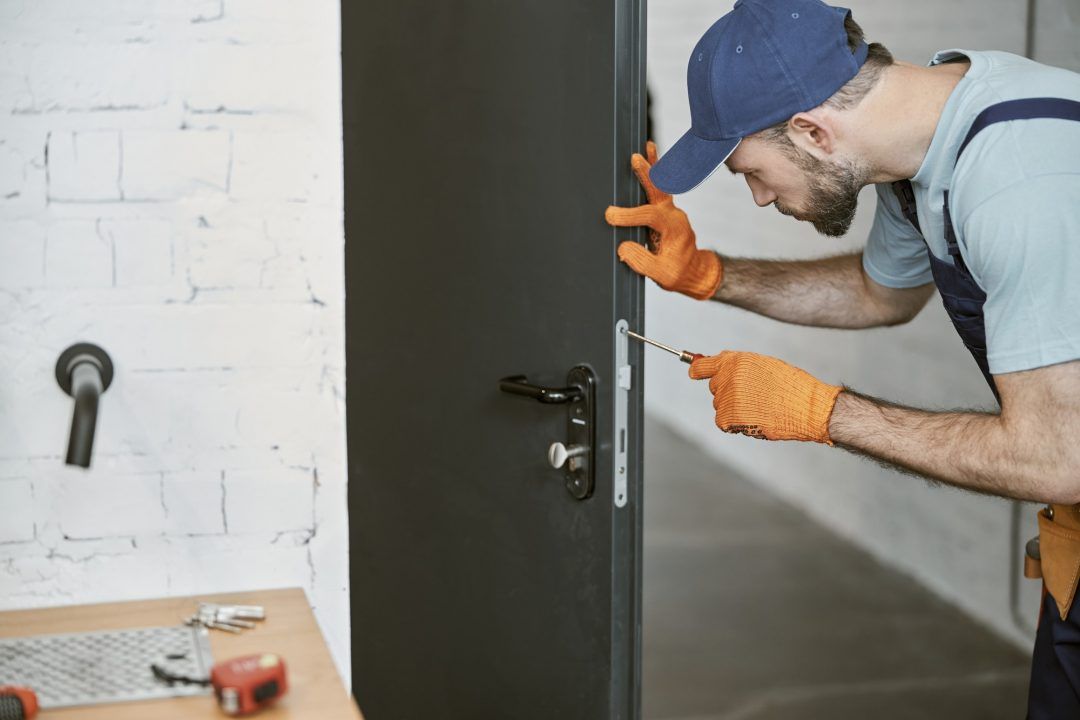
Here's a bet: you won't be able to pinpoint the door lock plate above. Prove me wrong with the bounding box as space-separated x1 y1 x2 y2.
562 366 596 500
499 365 596 500
614 320 630 508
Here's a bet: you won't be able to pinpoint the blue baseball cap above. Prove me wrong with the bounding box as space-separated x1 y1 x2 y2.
650 0 869 194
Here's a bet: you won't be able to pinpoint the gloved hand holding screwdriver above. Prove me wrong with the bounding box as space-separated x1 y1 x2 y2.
609 142 842 445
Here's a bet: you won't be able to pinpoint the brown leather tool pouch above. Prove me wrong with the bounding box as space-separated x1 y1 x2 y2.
1037 505 1080 620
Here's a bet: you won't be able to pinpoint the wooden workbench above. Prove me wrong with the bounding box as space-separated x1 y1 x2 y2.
0 588 364 720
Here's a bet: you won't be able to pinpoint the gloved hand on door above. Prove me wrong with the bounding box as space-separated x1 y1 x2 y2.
688 351 842 445
604 141 723 300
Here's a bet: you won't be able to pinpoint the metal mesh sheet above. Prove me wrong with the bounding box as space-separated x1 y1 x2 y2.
0 625 213 709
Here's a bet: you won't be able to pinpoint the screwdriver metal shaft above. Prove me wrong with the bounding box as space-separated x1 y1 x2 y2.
626 330 703 365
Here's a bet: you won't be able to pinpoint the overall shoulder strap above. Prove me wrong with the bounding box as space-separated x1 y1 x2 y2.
955 97 1080 163
943 98 1080 265
891 99 1080 243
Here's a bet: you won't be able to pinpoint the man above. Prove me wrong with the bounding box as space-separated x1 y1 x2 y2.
604 0 1080 714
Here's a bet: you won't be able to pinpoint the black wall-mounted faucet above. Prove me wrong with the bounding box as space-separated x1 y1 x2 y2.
55 343 114 469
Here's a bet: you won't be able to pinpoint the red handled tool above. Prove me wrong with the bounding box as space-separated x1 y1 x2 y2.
626 330 703 364
0 686 38 720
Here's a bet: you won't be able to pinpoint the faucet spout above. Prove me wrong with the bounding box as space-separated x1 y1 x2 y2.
56 343 114 469
67 361 104 467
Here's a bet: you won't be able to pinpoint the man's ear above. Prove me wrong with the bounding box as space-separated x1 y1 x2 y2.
788 111 836 157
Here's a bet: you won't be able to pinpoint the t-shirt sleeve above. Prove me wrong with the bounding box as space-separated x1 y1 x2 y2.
960 173 1080 375
862 183 934 288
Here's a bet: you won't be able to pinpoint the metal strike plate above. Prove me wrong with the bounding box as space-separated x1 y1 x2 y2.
614 320 630 508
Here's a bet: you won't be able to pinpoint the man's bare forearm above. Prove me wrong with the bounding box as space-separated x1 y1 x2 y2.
713 251 933 329
828 390 1080 504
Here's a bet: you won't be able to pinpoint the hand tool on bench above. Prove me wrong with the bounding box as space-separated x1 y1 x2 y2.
184 603 266 633
151 653 288 716
0 686 38 720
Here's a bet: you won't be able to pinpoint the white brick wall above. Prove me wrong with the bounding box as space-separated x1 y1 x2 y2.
46 131 122 201
0 480 35 543
122 131 231 200
0 0 349 681
45 220 114 287
0 220 46 286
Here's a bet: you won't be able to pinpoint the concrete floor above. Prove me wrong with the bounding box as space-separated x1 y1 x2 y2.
642 416 1032 720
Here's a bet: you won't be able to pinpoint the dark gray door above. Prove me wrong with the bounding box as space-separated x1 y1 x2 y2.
343 1 646 717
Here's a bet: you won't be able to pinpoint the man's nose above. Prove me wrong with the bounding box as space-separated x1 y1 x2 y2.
746 176 776 207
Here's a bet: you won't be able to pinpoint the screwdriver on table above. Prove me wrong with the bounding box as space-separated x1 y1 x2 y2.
0 686 38 719
626 330 704 365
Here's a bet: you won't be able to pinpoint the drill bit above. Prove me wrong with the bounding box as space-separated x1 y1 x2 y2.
626 330 703 364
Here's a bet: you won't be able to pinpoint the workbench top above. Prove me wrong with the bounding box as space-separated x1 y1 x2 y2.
0 587 364 720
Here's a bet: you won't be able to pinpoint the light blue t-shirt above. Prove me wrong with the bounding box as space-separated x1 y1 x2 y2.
863 50 1080 375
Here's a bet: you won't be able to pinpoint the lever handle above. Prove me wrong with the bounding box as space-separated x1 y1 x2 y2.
547 442 587 469
499 365 597 501
498 376 584 404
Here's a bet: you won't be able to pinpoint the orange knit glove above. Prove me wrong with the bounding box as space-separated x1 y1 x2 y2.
688 351 842 444
604 141 723 300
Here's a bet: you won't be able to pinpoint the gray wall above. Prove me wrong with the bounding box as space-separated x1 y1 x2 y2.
645 0 1078 648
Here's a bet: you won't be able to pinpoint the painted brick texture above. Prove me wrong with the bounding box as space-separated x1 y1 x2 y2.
0 0 349 681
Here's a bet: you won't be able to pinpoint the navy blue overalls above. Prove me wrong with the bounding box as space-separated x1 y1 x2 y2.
890 97 1080 718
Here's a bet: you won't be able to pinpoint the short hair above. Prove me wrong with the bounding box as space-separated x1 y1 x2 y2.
756 14 894 145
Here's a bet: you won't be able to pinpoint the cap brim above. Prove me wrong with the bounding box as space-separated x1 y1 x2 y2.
649 131 740 195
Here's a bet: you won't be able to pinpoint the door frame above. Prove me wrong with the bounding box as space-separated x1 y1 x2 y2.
609 0 647 716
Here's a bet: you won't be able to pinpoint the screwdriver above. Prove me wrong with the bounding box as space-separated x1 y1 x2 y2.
626 330 704 365
0 686 38 719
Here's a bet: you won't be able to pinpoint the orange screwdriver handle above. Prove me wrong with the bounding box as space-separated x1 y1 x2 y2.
0 687 38 719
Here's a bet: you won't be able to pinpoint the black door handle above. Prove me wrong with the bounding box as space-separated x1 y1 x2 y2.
498 367 596 500
498 376 584 404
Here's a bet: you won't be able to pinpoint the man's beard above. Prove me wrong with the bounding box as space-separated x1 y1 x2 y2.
775 146 866 238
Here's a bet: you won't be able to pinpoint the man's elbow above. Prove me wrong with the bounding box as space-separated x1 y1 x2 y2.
1042 487 1080 506
1046 473 1080 506
862 277 933 328
1032 418 1080 504
869 295 927 328
1039 452 1080 504
879 304 922 327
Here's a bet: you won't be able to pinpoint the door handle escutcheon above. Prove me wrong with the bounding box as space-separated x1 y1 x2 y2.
498 376 584 404
499 366 596 500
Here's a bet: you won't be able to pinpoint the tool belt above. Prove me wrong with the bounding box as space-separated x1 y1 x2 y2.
1026 504 1080 619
